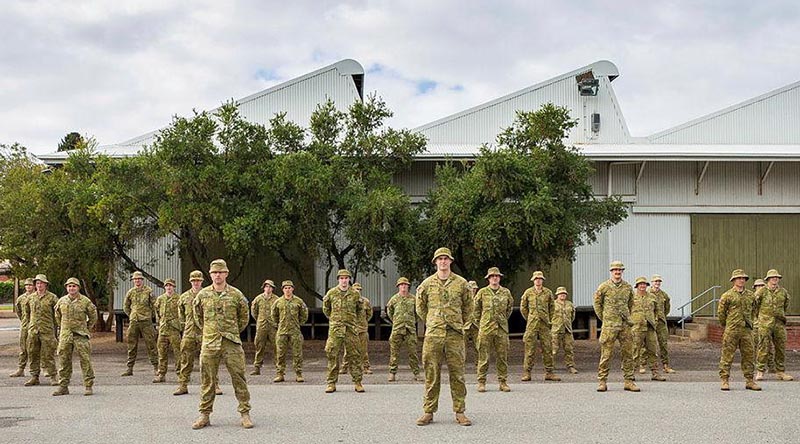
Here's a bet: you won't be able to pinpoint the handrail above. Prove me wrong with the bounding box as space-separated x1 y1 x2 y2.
676 285 722 311
679 285 722 336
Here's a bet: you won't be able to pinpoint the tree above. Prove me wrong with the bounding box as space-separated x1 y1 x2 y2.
57 132 84 152
419 103 628 280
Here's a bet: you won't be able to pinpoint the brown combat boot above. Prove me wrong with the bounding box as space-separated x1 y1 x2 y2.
568 367 578 374
9 367 25 377
173 384 188 395
24 376 40 386
250 366 261 376
521 371 531 381
121 367 133 377
325 383 336 393
624 380 641 392
777 372 794 381
416 413 433 426
295 374 305 383
745 379 762 391
638 366 646 374
455 412 472 426
477 381 486 392
755 371 764 381
215 385 223 395
720 378 730 391
192 413 210 429
354 382 365 393
499 381 511 392
663 365 676 374
241 412 254 429
545 372 561 381
52 386 69 396
152 374 165 383
597 380 607 392
388 373 396 382
651 373 667 381
272 374 285 383
84 386 93 396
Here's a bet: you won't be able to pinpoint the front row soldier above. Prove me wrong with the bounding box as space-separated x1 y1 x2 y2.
464 281 479 367
271 280 309 383
755 269 794 381
175 271 221 396
122 271 158 377
520 271 560 382
474 267 514 393
551 287 578 374
153 279 182 383
25 274 59 387
630 277 667 382
416 247 472 427
250 280 278 376
323 269 364 393
594 261 638 392
341 283 373 375
718 269 760 391
52 278 97 396
648 275 676 374
386 277 420 382
752 278 776 376
192 259 253 430
9 277 34 377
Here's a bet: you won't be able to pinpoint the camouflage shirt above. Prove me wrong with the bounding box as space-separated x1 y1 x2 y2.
356 296 373 334
15 292 34 331
552 299 575 334
155 292 182 334
27 291 59 335
631 290 657 332
251 292 279 330
178 288 202 339
386 293 416 333
55 294 97 339
124 285 155 322
271 296 309 335
593 279 634 330
322 286 363 337
649 288 671 322
473 286 514 334
193 284 250 350
718 287 756 330
416 272 473 338
755 286 790 326
520 286 555 330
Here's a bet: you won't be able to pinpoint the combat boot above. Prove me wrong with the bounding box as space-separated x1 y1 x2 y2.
192 413 210 429
545 372 561 381
745 379 762 391
272 374 285 383
24 376 40 386
777 372 794 381
295 373 305 383
50 375 59 386
455 413 472 426
415 413 433 426
354 382 365 393
388 373 396 382
325 383 336 393
720 378 730 391
568 367 578 374
623 380 641 392
499 381 511 392
755 371 764 381
638 366 646 374
597 380 607 392
663 365 676 374
250 366 261 376
173 384 188 395
52 386 69 396
521 371 531 381
152 374 165 383
215 385 223 395
241 412 254 429
477 381 486 392
84 386 93 396
651 373 667 381
121 367 133 377
9 367 25 377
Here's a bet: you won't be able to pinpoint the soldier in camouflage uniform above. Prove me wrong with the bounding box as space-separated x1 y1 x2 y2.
386 277 420 382
594 261 638 392
416 247 473 427
192 259 253 430
250 280 278 376
174 271 220 396
551 287 578 374
52 278 97 396
463 281 479 367
520 271 561 382
25 274 59 387
752 278 775 376
342 282 372 375
718 269 760 391
754 269 794 382
153 279 182 383
474 267 514 393
323 269 364 393
630 277 666 382
121 271 158 376
271 280 309 383
9 278 34 377
648 275 676 374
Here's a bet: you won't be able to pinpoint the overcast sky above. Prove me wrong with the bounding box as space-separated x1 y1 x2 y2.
3 0 799 154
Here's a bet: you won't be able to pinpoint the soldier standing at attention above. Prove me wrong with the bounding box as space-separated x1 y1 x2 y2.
25 274 59 387
121 271 158 377
192 259 253 429
250 280 278 376
463 281 479 367
52 278 97 396
754 269 794 382
551 287 578 374
594 261 638 392
631 277 666 382
153 279 182 383
342 283 373 375
323 269 364 393
649 275 675 374
9 278 34 377
520 271 560 382
751 278 775 376
473 267 514 393
270 280 309 383
415 247 473 427
174 271 221 396
718 269 760 391
386 277 420 382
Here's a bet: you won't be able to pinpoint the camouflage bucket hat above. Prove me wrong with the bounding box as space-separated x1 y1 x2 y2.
555 286 568 296
484 267 504 279
336 269 352 278
609 261 625 271
651 274 663 282
765 269 782 280
188 270 204 282
164 278 176 287
395 277 410 287
63 277 80 287
634 276 650 287
23 277 34 286
352 282 363 290
529 270 546 282
753 278 766 288
281 280 294 288
34 274 49 284
263 279 276 289
468 280 478 290
131 271 144 280
209 259 229 273
729 269 749 282
431 247 454 264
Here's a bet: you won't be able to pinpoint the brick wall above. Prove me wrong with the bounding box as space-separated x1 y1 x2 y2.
705 322 800 349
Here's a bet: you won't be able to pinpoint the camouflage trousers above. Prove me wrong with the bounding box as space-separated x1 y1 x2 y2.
276 333 303 375
755 329 776 371
719 326 755 380
342 331 370 372
252 325 277 370
463 325 478 367
477 330 509 383
178 335 218 386
157 328 182 377
654 320 670 366
57 333 94 388
757 323 786 372
552 331 576 369
632 327 660 372
597 326 635 381
199 339 251 414
389 328 420 375
325 329 362 384
16 325 29 370
523 324 554 373
27 330 57 377
422 328 467 414
126 320 158 368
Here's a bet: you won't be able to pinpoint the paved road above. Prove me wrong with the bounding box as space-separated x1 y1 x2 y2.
1 380 798 443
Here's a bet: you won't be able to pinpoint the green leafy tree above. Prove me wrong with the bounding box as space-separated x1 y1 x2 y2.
57 132 84 152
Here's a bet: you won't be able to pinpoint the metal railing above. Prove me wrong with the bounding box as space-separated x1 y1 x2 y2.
677 285 722 336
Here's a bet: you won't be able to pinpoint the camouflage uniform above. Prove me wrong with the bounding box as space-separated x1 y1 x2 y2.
387 291 420 376
54 285 97 391
754 283 790 374
474 284 514 385
648 287 671 367
250 288 278 373
343 296 372 373
323 282 364 386
520 281 556 377
463 281 479 367
594 277 635 383
271 294 309 377
718 286 757 381
123 285 158 370
177 287 202 385
551 295 576 370
155 290 182 379
27 288 59 380
631 284 663 378
12 286 34 375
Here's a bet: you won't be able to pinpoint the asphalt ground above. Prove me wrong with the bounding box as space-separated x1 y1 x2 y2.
1 318 799 443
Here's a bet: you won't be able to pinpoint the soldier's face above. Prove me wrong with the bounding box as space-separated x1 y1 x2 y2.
283 286 294 297
398 283 410 295
435 256 452 271
533 277 543 287
488 275 501 286
264 285 273 294
652 280 662 290
210 271 227 285
66 284 79 296
636 283 648 292
133 277 144 288
767 277 780 288
191 280 203 290
558 293 567 301
35 281 47 292
732 277 746 289
24 284 34 293
165 284 175 295
338 276 350 290
611 269 623 280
